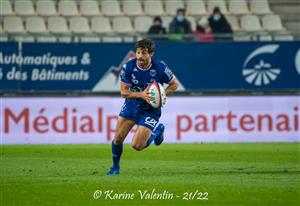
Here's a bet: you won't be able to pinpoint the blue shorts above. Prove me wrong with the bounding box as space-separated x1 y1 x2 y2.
119 103 161 131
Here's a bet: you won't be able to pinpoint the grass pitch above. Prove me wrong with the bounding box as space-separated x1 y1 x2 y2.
1 143 299 206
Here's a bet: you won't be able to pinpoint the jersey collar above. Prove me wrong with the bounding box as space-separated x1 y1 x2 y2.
136 59 152 71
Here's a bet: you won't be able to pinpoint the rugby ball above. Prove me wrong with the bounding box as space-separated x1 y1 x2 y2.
147 82 166 109
159 83 166 107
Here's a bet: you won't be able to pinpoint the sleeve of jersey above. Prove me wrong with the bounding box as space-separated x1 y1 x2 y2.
120 64 132 86
161 65 175 84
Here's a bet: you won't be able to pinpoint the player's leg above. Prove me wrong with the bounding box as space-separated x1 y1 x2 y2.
107 117 135 175
153 123 165 145
145 123 165 146
131 115 165 151
131 126 153 151
141 114 165 146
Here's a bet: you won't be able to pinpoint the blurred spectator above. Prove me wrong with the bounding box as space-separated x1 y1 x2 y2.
147 16 167 41
148 16 167 35
208 7 233 41
169 8 192 34
193 18 214 42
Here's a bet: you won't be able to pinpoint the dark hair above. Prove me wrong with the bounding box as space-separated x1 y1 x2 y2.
135 39 155 53
153 16 162 24
177 8 186 14
213 7 221 14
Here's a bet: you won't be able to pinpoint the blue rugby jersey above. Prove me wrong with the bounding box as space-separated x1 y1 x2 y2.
120 58 174 112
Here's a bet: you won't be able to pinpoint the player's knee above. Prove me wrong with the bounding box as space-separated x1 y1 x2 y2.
131 143 145 151
113 138 124 145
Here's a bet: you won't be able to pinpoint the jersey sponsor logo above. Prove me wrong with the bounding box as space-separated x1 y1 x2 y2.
131 74 139 84
150 69 156 77
144 117 158 128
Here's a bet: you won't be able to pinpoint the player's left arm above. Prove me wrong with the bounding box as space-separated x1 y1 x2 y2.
165 77 179 96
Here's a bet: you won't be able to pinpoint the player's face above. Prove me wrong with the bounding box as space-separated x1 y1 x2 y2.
136 48 153 69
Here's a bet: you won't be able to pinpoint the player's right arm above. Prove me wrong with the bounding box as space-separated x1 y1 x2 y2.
120 83 152 102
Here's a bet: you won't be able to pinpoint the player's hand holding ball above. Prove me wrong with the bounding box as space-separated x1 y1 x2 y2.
140 88 152 103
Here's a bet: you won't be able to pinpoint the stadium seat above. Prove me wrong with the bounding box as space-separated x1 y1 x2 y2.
58 36 72 43
250 0 272 14
58 0 79 16
274 33 294 41
91 17 113 33
26 17 47 33
144 0 165 16
240 15 263 31
113 17 134 33
48 17 69 33
80 0 101 16
123 0 144 16
123 36 135 42
80 36 101 42
70 17 90 33
0 36 9 42
187 16 196 31
134 16 153 33
207 0 229 14
233 34 251 41
4 16 25 33
186 0 207 16
1 0 14 15
15 0 35 16
14 36 35 42
259 33 273 41
36 36 57 42
102 36 123 42
262 15 285 31
0 19 5 34
101 0 122 16
197 16 209 24
161 16 173 32
165 0 185 15
225 15 241 31
229 0 250 15
36 0 57 16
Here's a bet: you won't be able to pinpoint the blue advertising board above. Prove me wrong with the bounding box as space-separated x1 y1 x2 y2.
0 41 299 92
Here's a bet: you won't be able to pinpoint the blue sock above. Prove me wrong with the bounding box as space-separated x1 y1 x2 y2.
146 133 156 147
146 123 165 147
112 141 123 168
146 126 162 147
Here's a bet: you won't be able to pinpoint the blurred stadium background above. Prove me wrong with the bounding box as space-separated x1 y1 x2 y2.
0 0 300 206
0 0 299 42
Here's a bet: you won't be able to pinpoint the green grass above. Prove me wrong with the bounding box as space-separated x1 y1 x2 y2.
1 143 299 206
